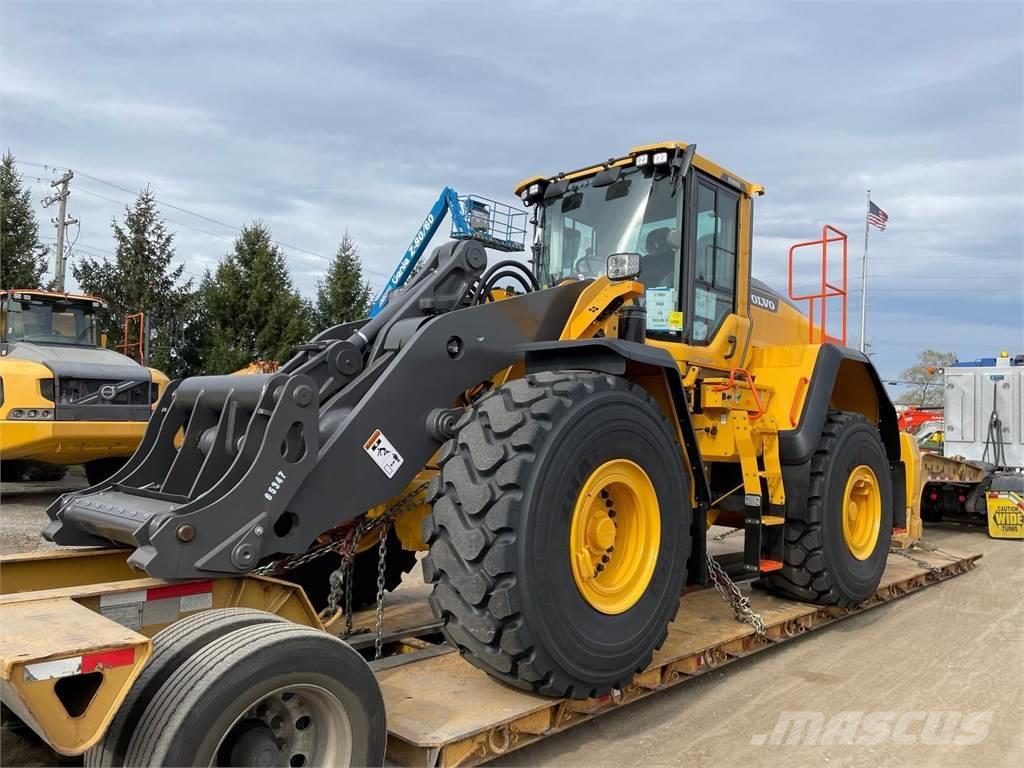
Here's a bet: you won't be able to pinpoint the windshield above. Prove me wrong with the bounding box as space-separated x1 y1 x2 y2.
537 165 684 334
2 299 100 346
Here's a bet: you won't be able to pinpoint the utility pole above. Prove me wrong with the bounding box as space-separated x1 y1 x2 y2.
42 170 78 292
858 189 870 353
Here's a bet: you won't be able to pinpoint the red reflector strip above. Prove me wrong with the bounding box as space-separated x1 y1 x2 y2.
81 647 135 673
146 580 213 601
759 559 784 573
893 527 908 535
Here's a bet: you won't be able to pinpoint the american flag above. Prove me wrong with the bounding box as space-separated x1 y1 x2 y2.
867 200 889 231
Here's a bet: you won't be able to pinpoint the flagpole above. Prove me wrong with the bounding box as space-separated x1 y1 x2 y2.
859 189 871 353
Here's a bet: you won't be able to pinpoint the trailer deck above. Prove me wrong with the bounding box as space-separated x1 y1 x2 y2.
354 546 980 767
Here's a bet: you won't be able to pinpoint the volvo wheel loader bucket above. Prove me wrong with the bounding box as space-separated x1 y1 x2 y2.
44 240 588 580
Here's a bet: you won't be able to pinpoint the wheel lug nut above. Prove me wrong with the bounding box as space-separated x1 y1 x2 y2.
608 545 614 553
608 510 616 518
600 490 609 499
602 555 610 563
596 563 604 572
605 499 613 508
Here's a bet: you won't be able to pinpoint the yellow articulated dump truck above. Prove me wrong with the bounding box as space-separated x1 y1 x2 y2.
0 142 977 767
0 289 168 484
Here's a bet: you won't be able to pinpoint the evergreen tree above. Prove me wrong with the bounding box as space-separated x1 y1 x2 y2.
314 231 372 330
72 187 192 375
0 151 48 289
203 221 312 373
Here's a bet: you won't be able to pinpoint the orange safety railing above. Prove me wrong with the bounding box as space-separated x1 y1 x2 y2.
787 224 848 346
117 312 145 363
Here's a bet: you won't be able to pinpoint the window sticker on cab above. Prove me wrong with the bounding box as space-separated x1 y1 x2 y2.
646 288 675 331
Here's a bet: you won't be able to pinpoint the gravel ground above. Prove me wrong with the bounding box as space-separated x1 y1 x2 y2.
1 480 1020 767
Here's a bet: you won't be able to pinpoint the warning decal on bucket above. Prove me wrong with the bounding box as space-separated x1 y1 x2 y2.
364 428 404 478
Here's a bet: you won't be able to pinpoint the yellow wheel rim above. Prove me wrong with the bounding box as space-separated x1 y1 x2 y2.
842 464 882 560
569 459 660 614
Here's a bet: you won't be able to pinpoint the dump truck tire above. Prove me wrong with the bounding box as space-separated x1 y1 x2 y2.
762 410 893 607
124 623 385 768
0 461 25 482
85 608 287 767
282 526 417 612
423 371 690 699
84 457 127 486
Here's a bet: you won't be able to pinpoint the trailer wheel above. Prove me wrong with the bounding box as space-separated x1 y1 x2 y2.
423 371 690 698
763 410 893 607
124 623 385 767
85 608 286 767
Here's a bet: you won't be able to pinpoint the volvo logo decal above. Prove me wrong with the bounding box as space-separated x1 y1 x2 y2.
99 384 118 401
749 290 779 313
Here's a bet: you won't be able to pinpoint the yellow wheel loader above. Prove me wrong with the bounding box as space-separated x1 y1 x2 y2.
12 142 916 765
0 290 169 483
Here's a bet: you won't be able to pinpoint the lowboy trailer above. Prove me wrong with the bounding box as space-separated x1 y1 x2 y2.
0 542 979 767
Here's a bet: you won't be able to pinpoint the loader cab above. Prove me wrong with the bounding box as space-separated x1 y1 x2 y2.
523 143 759 368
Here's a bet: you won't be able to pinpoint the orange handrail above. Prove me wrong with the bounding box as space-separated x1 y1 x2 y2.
712 367 766 420
787 224 848 346
117 312 145 363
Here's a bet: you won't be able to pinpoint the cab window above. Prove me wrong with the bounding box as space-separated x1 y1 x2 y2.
691 182 739 344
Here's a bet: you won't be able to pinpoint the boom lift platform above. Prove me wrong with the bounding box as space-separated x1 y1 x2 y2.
369 188 527 316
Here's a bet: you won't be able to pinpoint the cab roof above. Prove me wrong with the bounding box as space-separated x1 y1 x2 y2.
514 141 764 198
4 288 107 307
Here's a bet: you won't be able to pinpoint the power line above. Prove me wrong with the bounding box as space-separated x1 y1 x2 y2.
18 159 395 281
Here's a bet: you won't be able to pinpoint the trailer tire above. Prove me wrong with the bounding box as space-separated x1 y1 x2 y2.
124 623 385 768
423 371 690 699
85 608 287 767
762 410 893 607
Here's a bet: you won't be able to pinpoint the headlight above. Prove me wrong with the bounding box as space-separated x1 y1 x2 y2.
528 183 541 196
634 154 649 167
6 408 54 420
607 252 641 281
652 151 670 165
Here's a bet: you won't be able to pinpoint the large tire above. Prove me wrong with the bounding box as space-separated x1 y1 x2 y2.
124 623 386 767
282 526 418 613
85 608 286 767
84 457 127 486
23 462 68 482
423 371 691 699
762 410 893 607
0 461 25 482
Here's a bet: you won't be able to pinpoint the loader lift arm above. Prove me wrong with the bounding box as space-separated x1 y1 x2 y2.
44 240 585 580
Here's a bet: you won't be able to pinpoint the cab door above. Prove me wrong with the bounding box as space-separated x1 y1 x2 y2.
643 169 752 373
686 177 740 348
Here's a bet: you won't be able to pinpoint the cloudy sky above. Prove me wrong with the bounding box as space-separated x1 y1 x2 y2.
1 0 1021 383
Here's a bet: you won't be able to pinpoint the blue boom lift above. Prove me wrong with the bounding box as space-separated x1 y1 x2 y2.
369 187 527 316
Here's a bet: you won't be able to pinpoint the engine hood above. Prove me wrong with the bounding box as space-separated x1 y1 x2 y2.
4 342 151 381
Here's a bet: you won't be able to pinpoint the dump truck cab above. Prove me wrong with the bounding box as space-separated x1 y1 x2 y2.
0 289 168 483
